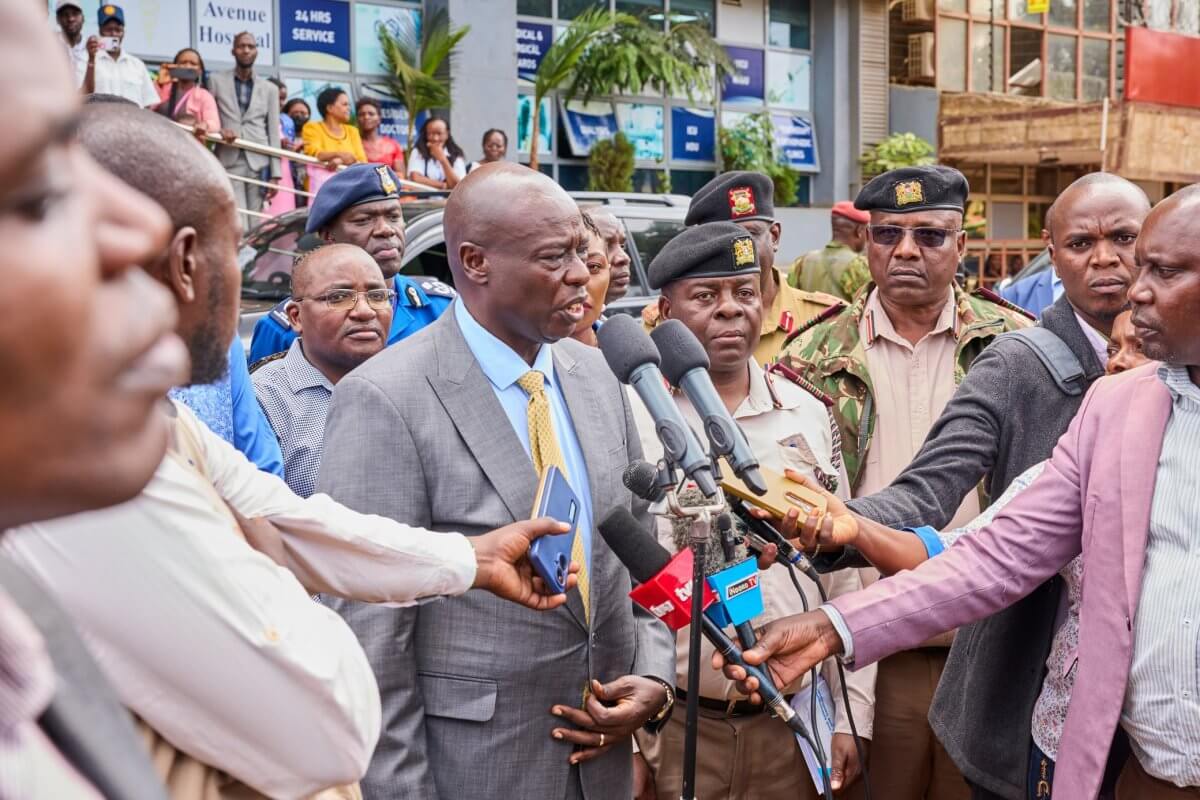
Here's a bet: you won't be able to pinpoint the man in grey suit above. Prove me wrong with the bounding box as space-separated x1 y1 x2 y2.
321 162 676 800
210 31 280 224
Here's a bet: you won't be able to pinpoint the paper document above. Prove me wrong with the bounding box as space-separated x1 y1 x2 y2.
791 675 835 792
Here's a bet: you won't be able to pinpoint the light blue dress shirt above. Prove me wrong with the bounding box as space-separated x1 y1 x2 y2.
453 300 593 569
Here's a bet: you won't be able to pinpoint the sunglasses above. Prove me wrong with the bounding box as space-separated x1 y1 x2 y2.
868 225 961 249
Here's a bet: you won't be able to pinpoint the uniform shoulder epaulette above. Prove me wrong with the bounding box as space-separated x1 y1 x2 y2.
766 362 835 408
248 350 287 374
413 276 456 300
783 300 848 347
972 285 1036 321
268 299 291 327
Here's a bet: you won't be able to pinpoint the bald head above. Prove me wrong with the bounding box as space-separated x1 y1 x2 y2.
292 243 382 298
1045 172 1148 240
79 102 237 234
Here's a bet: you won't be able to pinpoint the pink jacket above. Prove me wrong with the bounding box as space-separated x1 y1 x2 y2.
831 362 1172 800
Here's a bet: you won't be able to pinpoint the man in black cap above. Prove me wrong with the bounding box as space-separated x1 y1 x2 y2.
642 170 842 365
776 165 1029 800
629 221 875 799
248 163 454 363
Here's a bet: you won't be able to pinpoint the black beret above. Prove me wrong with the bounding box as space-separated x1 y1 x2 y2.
648 221 760 290
306 163 403 234
854 165 969 215
684 171 774 226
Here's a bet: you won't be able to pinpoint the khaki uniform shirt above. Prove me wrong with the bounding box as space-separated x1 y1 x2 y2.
627 360 876 736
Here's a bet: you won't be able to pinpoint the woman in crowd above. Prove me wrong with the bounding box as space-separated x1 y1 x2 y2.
568 211 611 348
468 128 507 172
357 97 405 174
301 87 366 194
284 98 311 140
407 115 466 190
154 48 218 136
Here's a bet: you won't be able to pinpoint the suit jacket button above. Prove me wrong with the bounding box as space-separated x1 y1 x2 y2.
590 631 598 646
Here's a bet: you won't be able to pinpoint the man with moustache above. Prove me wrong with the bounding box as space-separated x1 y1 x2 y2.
823 172 1150 800
717 182 1200 800
778 165 1030 799
628 222 874 800
0 4 186 796
319 162 676 800
248 163 454 363
254 244 393 498
2 106 580 799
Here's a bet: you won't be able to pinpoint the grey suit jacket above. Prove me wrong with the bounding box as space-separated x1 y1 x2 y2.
209 70 281 177
0 558 168 800
319 309 675 800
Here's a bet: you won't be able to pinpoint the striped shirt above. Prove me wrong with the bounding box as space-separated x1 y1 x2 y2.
1121 363 1200 785
252 340 334 499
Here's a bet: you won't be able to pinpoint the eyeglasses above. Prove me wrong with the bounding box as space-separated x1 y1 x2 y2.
293 288 395 311
868 225 961 249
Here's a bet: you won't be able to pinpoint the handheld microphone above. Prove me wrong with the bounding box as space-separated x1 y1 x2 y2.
715 513 759 652
598 316 718 498
598 507 805 733
651 320 767 497
727 497 822 583
622 459 666 504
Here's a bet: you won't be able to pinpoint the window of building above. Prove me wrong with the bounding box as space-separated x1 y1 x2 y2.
669 0 715 31
616 0 663 18
970 24 1004 93
1009 0 1042 23
1008 27 1043 95
939 17 968 92
1048 0 1078 28
559 0 602 20
1047 34 1077 100
518 0 553 16
769 0 812 51
969 0 1004 17
1082 0 1111 32
1081 37 1110 101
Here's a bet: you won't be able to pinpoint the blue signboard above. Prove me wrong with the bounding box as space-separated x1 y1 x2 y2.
722 46 764 106
560 100 620 157
280 0 351 72
372 99 426 149
671 107 715 162
516 21 553 84
772 114 819 172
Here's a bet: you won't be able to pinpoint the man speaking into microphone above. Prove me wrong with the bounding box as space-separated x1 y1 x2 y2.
627 222 876 800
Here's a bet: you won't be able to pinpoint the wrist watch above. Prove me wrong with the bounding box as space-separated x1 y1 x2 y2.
643 676 675 724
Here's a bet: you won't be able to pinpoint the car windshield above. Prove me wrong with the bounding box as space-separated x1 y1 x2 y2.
239 199 447 301
623 217 685 295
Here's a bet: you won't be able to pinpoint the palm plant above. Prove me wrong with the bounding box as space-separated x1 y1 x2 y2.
378 9 470 147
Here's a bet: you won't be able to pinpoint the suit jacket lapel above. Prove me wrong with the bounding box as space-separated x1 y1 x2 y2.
1119 371 1172 614
428 315 537 523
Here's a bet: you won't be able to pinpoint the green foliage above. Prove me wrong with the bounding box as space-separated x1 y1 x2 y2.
378 10 471 147
717 111 801 206
860 132 935 178
587 132 635 192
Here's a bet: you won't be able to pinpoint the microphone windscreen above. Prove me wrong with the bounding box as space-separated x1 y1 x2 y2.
650 320 710 386
597 314 661 384
622 460 660 502
598 506 671 584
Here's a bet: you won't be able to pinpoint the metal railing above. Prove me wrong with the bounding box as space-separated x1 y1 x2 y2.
962 240 1043 289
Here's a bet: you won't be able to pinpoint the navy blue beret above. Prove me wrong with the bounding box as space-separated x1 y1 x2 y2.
305 163 403 234
685 171 775 227
855 165 969 215
648 221 760 290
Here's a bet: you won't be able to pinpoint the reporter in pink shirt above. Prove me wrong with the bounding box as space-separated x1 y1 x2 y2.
154 48 219 137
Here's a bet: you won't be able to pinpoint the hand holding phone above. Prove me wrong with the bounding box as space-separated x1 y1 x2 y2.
528 466 581 594
98 36 121 53
721 465 829 521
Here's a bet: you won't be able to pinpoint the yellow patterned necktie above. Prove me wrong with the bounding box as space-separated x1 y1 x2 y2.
517 370 590 623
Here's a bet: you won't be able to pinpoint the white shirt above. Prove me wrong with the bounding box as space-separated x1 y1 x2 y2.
1 401 478 797
407 148 466 183
77 49 159 107
61 36 88 87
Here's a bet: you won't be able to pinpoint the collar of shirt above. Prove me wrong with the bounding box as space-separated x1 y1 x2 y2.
0 588 54 739
760 269 789 336
1159 363 1200 407
737 358 790 419
453 299 557 393
285 339 334 394
862 286 958 350
1051 268 1065 301
1072 310 1110 368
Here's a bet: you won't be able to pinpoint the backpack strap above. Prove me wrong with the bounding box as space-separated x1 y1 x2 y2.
1007 327 1087 397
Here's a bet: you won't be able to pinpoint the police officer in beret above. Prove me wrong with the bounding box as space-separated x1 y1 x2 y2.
642 170 843 365
775 165 1030 800
248 163 454 364
632 222 874 799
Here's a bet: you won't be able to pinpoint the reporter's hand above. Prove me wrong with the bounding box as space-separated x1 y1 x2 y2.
470 518 578 611
157 63 174 85
782 469 859 551
550 676 668 764
830 733 867 793
220 128 238 143
710 611 844 703
632 751 655 800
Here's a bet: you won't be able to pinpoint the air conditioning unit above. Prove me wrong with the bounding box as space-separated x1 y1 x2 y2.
907 32 936 80
901 0 936 22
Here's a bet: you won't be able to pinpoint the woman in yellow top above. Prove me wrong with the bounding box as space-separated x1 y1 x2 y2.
301 87 366 169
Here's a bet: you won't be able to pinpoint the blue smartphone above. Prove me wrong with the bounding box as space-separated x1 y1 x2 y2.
529 465 581 594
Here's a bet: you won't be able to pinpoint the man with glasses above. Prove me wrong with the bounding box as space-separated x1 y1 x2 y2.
777 165 1029 800
248 163 454 364
254 243 393 498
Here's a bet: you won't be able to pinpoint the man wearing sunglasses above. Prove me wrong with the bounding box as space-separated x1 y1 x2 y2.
248 163 455 364
777 165 1030 800
254 243 393 498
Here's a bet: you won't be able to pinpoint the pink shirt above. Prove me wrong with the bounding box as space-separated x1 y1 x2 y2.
155 84 221 131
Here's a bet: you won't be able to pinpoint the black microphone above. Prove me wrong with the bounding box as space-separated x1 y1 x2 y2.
598 506 808 735
598 316 718 497
622 460 665 504
727 497 822 583
651 320 767 496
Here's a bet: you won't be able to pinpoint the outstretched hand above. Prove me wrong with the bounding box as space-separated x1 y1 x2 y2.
710 611 844 703
470 518 579 611
781 470 859 551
